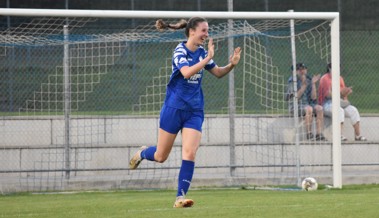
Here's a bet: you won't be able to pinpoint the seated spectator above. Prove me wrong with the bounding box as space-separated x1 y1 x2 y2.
318 63 367 141
286 63 326 141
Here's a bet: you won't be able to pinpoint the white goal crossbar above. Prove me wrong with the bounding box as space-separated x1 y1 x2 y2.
0 8 338 19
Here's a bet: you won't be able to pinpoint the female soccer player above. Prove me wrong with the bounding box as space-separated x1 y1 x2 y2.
129 17 242 208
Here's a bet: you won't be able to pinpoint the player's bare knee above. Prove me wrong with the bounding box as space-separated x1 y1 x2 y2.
154 155 168 163
182 151 197 161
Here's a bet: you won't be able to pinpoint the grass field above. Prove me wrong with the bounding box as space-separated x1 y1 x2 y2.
1 185 378 218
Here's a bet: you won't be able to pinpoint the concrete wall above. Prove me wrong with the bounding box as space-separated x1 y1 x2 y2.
1 115 378 147
1 115 378 192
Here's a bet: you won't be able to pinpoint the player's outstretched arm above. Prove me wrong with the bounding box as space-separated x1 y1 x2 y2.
209 47 241 78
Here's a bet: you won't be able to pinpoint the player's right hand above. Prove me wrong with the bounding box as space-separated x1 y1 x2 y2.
207 38 214 59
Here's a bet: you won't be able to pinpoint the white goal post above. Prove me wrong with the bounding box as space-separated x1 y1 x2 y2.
0 8 342 191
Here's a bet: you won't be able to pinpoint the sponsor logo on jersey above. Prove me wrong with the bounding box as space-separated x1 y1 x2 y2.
187 71 202 84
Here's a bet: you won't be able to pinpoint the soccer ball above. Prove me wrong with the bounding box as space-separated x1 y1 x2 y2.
301 177 318 191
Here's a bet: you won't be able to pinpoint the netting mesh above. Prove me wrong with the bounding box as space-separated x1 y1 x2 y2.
0 16 334 193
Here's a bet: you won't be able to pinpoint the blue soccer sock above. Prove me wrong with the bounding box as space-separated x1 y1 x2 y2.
176 160 195 197
140 146 156 161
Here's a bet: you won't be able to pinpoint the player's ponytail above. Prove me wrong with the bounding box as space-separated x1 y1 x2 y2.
155 17 207 38
155 19 188 31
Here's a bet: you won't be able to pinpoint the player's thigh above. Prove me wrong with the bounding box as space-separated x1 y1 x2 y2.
156 128 177 161
159 104 182 134
181 128 202 161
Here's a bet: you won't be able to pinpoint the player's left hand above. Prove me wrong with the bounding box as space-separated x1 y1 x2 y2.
229 47 242 66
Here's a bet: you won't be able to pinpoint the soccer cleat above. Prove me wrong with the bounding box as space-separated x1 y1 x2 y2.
173 197 194 208
129 146 147 170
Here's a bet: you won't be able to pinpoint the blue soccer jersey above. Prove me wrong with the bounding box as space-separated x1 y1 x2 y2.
164 41 216 111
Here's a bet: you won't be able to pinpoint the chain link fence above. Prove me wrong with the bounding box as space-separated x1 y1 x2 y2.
0 1 378 192
1 0 378 111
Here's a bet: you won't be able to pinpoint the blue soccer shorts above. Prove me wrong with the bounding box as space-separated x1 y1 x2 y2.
159 104 204 134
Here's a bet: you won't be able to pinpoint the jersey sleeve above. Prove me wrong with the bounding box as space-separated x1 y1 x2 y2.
173 47 189 70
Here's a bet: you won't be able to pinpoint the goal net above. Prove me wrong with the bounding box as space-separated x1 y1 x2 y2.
0 9 341 193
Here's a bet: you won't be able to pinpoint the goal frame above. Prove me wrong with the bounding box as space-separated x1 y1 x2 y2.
0 8 342 188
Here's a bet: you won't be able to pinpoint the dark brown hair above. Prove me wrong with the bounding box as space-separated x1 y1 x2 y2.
155 17 207 38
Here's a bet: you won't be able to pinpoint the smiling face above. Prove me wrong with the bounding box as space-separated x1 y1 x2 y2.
188 21 209 47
